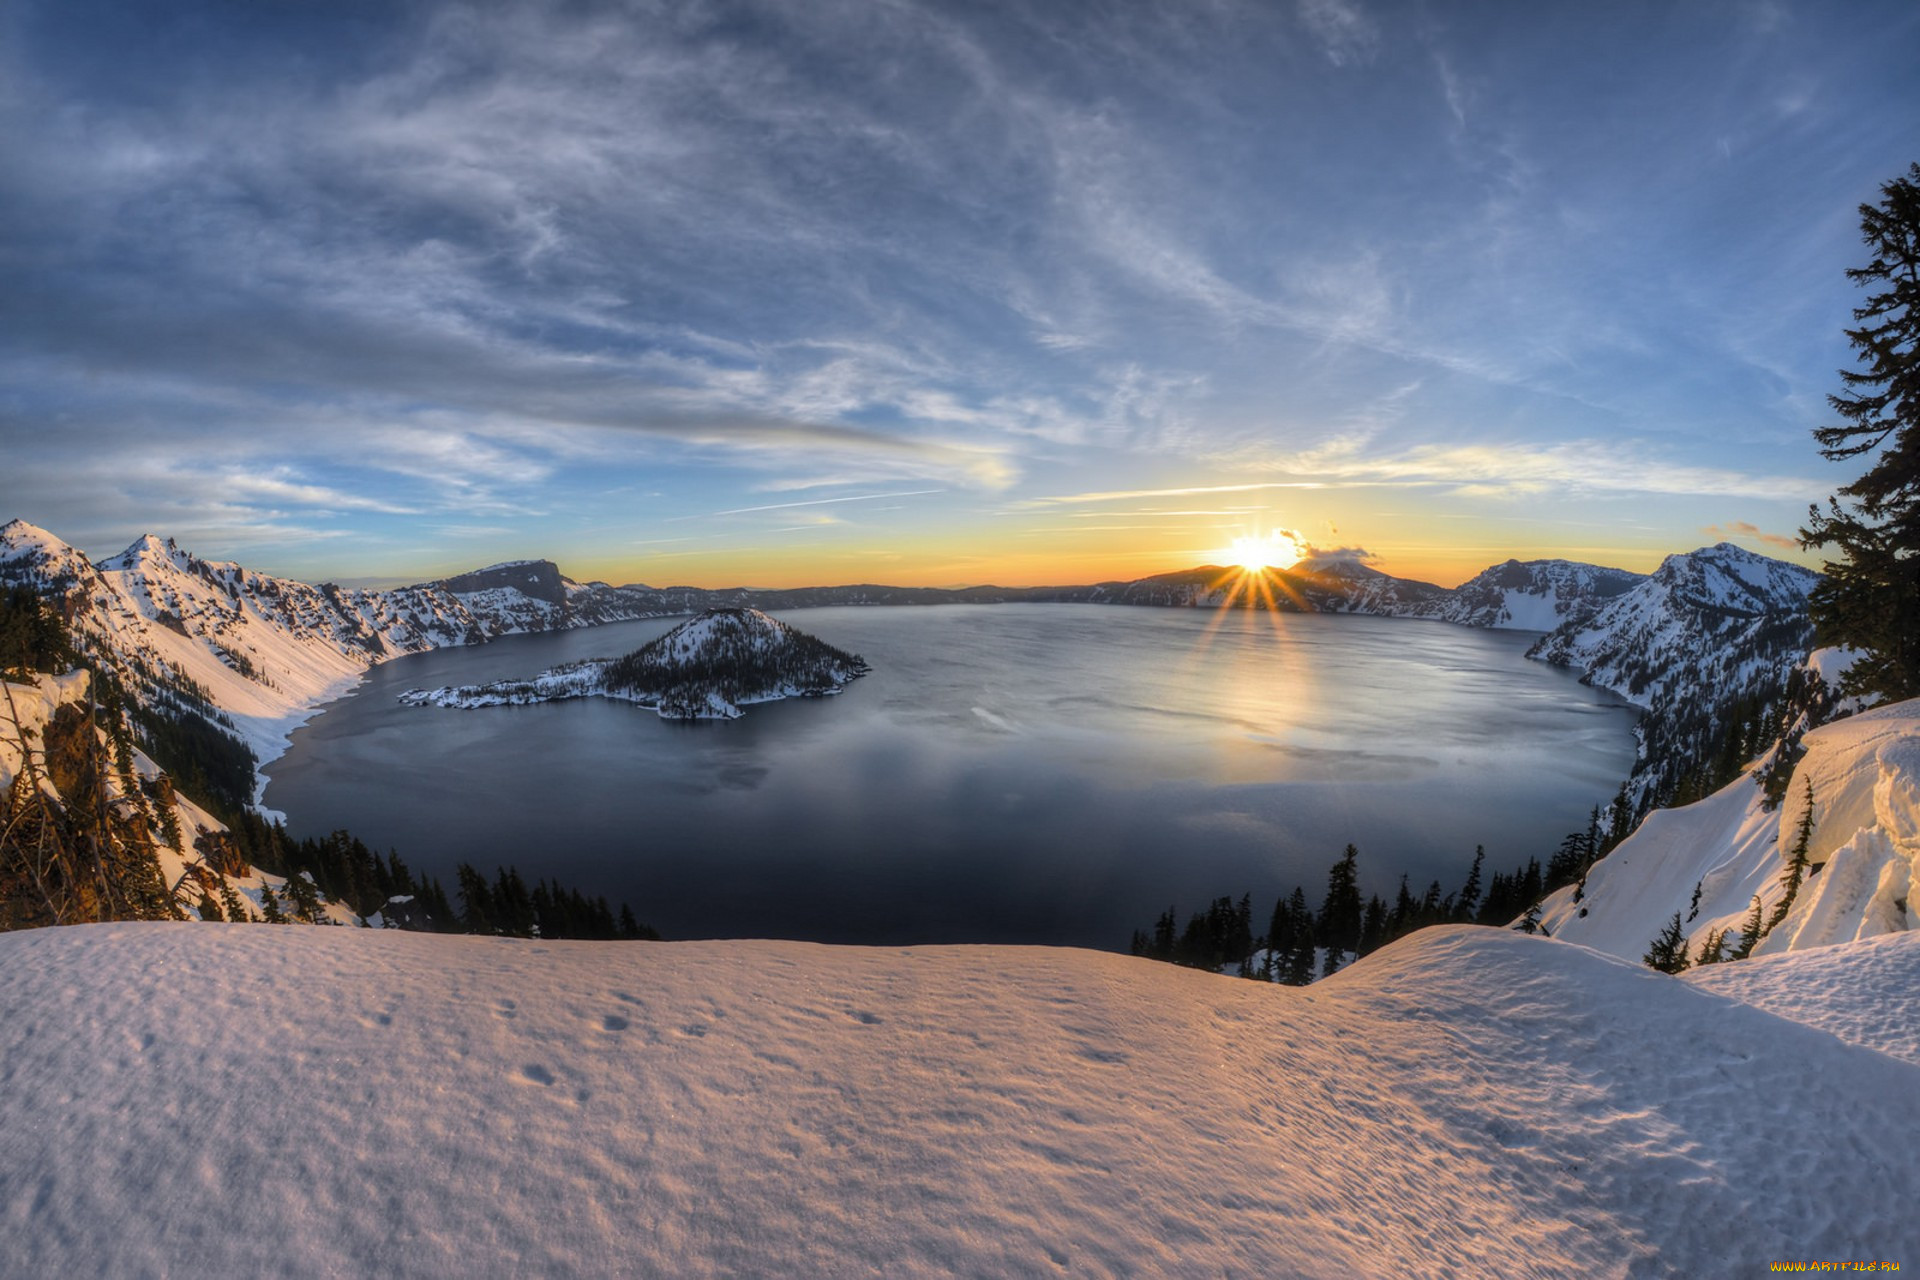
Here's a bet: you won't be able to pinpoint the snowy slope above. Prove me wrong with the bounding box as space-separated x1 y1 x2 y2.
0 922 1914 1279
1689 929 1920 1065
1539 698 1920 964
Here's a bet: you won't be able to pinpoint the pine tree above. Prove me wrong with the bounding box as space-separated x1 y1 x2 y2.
1802 162 1920 703
258 882 286 925
1643 912 1692 974
1765 778 1817 934
1283 887 1316 985
219 877 251 923
1517 902 1541 935
1695 927 1728 966
1732 894 1765 959
1454 845 1484 922
1317 844 1363 963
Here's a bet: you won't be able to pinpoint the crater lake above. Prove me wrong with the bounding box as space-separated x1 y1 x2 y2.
263 604 1639 947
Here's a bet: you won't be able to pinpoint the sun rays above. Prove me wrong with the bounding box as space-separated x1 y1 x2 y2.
1228 532 1303 573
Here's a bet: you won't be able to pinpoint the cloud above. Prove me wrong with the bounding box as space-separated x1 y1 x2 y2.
1295 543 1375 566
1251 436 1817 502
704 490 944 518
1702 520 1800 550
1297 0 1380 67
1031 482 1328 506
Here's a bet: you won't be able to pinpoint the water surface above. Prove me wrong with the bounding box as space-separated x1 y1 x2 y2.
265 605 1637 947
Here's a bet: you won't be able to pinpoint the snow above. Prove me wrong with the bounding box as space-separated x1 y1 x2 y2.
1809 646 1864 691
1541 698 1920 965
1689 929 1920 1066
0 670 95 793
1493 586 1563 631
1 923 1914 1278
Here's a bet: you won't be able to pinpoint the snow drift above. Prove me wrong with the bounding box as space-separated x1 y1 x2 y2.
2 923 1914 1278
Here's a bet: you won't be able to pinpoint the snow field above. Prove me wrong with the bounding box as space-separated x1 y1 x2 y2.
2 924 1915 1279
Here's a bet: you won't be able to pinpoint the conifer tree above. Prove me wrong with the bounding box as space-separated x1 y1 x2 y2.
1732 894 1765 960
1317 844 1363 963
258 882 286 924
1643 912 1692 974
220 877 251 923
1695 927 1728 966
1454 846 1484 922
1765 779 1817 933
1283 887 1316 985
1803 162 1920 702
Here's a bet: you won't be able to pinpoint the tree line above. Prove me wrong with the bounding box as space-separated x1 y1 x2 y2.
1129 806 1632 983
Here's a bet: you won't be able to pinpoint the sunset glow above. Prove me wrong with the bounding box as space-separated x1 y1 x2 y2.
1229 534 1303 573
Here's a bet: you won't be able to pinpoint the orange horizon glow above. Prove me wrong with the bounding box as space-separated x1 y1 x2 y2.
367 523 1812 598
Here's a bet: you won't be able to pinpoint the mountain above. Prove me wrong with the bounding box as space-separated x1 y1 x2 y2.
1434 557 1645 630
0 521 690 797
2 920 1913 1277
402 606 870 720
1528 543 1821 707
1525 543 1823 808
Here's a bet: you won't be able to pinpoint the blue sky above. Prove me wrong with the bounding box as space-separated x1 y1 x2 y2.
3 0 1916 587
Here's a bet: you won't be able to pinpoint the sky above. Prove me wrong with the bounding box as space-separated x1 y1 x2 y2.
3 0 1917 590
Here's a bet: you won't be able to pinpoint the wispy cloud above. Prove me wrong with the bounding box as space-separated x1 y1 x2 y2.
706 490 943 518
1032 482 1329 506
1297 0 1380 68
1703 519 1800 550
1251 436 1818 502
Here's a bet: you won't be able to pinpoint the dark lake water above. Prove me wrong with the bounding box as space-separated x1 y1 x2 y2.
264 604 1638 948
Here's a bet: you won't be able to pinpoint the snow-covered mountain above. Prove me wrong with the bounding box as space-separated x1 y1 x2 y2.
1433 557 1644 630
0 520 682 790
1540 695 1920 964
403 606 869 720
1525 543 1822 808
2 920 1913 1277
1529 542 1820 707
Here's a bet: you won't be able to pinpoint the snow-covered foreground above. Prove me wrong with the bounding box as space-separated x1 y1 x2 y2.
3 925 1915 1278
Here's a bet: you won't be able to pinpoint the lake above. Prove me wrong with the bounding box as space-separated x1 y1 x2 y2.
263 604 1639 948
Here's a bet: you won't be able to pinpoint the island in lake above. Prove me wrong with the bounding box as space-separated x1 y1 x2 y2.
399 607 870 720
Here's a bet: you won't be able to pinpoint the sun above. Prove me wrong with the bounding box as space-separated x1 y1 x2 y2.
1229 533 1301 572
